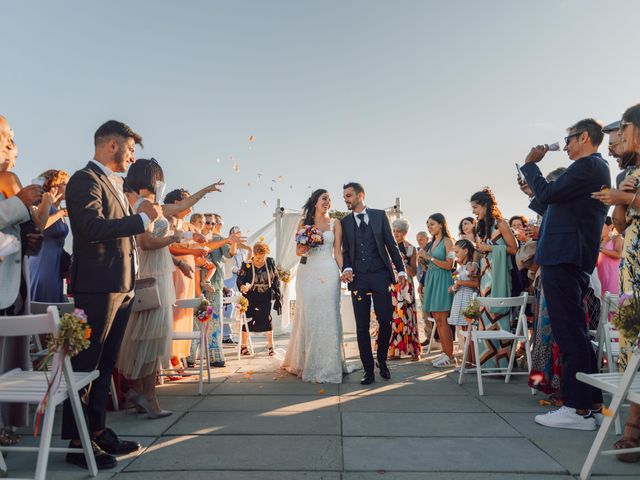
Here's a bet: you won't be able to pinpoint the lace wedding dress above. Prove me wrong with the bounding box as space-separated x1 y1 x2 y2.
282 220 353 383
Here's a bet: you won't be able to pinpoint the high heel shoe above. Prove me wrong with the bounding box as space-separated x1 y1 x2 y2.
124 389 146 414
132 395 173 419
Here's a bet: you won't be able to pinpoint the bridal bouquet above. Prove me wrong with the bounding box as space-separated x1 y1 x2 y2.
296 225 324 248
195 299 214 323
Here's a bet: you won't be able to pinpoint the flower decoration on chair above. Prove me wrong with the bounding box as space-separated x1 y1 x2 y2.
461 298 482 326
295 225 324 249
276 265 291 284
195 299 214 323
35 308 91 436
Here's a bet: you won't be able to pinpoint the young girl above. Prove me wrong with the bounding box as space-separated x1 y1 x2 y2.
448 239 480 328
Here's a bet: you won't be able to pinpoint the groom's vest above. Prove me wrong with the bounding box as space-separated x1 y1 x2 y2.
353 221 386 273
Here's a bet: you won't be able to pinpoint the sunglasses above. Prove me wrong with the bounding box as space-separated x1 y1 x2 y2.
205 221 213 225
564 131 584 145
620 121 634 131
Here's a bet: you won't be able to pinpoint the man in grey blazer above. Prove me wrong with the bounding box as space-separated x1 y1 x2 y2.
0 115 43 443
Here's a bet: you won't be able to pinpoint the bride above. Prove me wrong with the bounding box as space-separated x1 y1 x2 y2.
282 188 351 383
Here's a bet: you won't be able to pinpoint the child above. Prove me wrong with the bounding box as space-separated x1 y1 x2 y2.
448 239 480 328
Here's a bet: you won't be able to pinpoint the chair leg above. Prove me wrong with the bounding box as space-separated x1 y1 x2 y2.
472 333 484 396
34 401 57 480
579 401 619 480
0 449 6 474
458 333 471 385
110 375 119 411
427 318 436 355
524 337 536 396
198 325 205 395
68 388 98 477
504 338 518 384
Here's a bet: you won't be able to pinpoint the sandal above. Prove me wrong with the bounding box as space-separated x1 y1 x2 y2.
615 422 640 463
170 356 185 374
268 347 275 356
411 354 421 362
432 355 452 368
0 427 19 446
240 346 251 356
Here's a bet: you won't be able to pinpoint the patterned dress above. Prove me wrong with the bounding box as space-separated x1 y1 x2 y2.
477 227 512 369
448 262 479 326
388 242 421 358
529 286 561 397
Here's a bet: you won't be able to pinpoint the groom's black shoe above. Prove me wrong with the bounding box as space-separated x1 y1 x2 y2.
379 362 391 380
360 371 375 385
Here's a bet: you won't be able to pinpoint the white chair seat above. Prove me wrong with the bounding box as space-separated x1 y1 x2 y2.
460 330 524 341
576 372 640 403
0 369 99 404
171 331 200 341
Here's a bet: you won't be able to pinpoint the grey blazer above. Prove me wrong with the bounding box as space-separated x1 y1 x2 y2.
0 195 30 309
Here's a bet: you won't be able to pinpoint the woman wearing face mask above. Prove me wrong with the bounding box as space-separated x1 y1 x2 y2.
592 103 640 462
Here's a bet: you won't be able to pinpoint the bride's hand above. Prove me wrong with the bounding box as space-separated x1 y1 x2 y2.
296 244 310 256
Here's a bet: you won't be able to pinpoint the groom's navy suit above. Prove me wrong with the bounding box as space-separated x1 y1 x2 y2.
341 208 405 374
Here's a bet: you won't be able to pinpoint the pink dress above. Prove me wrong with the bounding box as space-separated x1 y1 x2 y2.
597 238 620 298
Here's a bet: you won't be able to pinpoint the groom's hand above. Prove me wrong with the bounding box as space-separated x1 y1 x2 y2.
341 270 353 283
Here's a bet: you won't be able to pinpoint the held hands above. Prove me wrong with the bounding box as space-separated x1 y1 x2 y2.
16 184 43 208
137 200 163 222
524 145 548 164
340 270 354 283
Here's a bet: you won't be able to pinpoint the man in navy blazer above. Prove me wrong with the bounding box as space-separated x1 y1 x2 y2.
520 118 609 431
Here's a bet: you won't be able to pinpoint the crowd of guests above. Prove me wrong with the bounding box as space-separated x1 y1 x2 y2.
2 104 640 470
0 117 284 470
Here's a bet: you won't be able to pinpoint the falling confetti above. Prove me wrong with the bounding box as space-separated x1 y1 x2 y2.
247 182 252 187
248 135 255 143
530 373 544 386
601 407 614 417
216 158 221 164
257 173 263 179
289 185 294 189
538 399 552 406
262 200 269 207
278 175 283 180
270 187 274 191
232 162 240 173
318 389 326 394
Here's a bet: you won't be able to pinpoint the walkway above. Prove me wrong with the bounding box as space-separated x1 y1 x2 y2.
7 334 637 479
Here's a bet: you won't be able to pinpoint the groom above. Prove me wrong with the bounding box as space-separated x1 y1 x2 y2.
340 182 406 385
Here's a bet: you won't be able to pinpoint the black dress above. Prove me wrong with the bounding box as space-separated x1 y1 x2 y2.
237 257 282 332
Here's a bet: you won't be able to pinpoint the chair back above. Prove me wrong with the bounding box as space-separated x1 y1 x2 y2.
30 300 75 315
0 306 59 337
472 293 529 334
175 298 202 310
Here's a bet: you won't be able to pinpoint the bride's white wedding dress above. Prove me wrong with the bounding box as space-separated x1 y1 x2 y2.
282 220 353 383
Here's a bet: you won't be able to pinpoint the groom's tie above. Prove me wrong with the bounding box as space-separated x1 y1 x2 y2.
357 213 366 231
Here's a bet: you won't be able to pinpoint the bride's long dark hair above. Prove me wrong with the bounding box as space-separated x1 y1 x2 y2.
301 189 328 226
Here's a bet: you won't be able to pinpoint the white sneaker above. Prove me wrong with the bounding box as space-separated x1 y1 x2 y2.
432 355 452 368
591 409 604 427
430 353 446 365
534 406 597 431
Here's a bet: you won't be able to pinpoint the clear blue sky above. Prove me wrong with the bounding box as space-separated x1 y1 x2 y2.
4 0 638 239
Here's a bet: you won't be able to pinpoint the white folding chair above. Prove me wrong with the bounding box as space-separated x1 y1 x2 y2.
458 293 534 396
594 292 621 374
0 306 98 479
157 297 211 395
577 334 640 480
425 316 438 355
223 294 254 360
29 300 121 411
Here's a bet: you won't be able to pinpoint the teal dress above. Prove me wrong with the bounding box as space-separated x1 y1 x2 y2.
422 239 453 313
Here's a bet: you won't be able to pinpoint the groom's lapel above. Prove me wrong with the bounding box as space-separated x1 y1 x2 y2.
344 214 355 260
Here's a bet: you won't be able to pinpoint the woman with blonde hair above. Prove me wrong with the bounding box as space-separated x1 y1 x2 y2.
237 241 282 356
29 169 70 302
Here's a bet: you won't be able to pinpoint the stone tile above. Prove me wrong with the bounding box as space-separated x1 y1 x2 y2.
342 412 519 437
165 410 341 435
156 381 220 396
2 435 152 480
343 474 574 480
213 381 340 395
477 394 552 413
339 394 490 413
104 410 187 437
340 379 467 396
193 394 340 412
115 472 340 479
126 435 342 471
343 437 565 473
224 372 305 383
501 412 640 476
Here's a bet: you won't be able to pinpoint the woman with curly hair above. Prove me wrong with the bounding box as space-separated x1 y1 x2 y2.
28 169 70 302
470 188 518 369
458 216 476 242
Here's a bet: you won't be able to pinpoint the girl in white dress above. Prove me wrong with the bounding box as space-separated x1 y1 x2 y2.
448 239 479 327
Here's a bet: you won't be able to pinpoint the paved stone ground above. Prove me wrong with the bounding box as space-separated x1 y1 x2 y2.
5 334 638 479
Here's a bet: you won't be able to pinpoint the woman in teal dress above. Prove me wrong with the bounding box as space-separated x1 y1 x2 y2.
470 189 518 369
421 213 455 367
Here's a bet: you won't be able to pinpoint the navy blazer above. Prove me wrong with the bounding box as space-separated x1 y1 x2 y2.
340 208 405 287
521 153 610 273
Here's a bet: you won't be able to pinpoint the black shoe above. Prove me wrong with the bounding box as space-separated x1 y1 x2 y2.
379 362 391 380
93 428 140 455
222 338 236 344
420 340 430 347
210 361 226 368
186 357 195 368
360 372 375 385
66 440 117 470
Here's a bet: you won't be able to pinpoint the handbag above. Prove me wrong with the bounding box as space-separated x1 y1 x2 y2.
132 276 161 312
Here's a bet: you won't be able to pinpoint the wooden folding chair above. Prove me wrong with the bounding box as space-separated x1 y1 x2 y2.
458 293 534 396
0 306 98 479
577 334 640 480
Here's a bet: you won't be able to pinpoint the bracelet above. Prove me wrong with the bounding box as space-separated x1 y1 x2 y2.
631 190 639 209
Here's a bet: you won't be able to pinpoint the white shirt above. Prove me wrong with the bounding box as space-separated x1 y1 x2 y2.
353 207 369 227
90 160 150 228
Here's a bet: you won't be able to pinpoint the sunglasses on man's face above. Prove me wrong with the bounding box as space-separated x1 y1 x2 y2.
205 221 213 225
620 121 634 132
564 131 584 145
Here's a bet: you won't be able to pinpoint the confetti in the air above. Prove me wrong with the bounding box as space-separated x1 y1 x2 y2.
232 162 240 173
248 135 255 143
216 158 221 164
262 200 269 207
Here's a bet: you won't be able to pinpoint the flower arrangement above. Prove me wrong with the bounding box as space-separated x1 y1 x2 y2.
613 293 640 342
295 225 324 249
329 210 349 220
237 296 249 313
461 298 482 325
38 309 91 370
195 299 214 323
277 265 291 284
